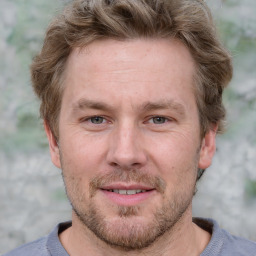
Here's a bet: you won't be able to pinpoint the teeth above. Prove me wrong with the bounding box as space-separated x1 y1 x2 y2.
118 189 127 195
110 189 146 195
127 190 137 195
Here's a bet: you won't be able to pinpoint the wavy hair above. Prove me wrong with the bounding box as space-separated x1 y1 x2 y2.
31 0 232 139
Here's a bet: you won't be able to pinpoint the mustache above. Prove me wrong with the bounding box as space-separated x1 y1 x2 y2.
89 169 166 197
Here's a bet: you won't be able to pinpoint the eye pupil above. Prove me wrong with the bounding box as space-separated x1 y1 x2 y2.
153 117 166 124
91 116 103 124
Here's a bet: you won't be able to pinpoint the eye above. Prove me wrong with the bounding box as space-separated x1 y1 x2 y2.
89 116 105 124
79 115 110 131
150 116 168 124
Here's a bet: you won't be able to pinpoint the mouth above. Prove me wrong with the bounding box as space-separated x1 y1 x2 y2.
104 189 148 195
100 185 156 206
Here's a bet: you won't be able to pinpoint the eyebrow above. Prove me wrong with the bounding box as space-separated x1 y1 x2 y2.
141 100 186 117
72 98 186 116
72 99 114 112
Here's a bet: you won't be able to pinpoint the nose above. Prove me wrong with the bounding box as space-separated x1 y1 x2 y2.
106 123 147 169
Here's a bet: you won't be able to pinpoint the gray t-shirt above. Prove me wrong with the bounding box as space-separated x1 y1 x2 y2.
4 218 256 256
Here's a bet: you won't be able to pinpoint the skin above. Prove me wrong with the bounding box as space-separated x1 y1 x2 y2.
45 38 217 256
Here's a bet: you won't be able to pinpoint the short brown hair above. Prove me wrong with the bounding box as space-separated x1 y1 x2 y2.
31 0 232 139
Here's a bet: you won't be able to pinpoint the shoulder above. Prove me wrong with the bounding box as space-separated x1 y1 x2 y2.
218 229 256 256
194 218 256 256
3 221 71 256
3 236 49 256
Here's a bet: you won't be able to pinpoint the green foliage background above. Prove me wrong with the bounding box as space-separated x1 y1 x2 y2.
0 0 255 253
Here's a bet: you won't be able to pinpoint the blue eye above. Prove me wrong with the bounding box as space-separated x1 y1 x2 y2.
151 116 167 124
90 116 104 124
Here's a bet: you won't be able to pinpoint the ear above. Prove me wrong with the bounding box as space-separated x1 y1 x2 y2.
44 121 61 169
198 125 218 170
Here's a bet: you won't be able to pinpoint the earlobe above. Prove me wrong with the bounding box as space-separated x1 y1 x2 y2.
198 125 218 170
44 121 61 169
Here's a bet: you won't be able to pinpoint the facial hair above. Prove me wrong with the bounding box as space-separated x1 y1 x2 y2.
61 167 197 251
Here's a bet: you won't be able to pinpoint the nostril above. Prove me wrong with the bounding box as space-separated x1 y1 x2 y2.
109 162 118 167
106 136 147 168
131 162 142 167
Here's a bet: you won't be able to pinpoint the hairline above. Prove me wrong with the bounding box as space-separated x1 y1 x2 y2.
50 37 208 138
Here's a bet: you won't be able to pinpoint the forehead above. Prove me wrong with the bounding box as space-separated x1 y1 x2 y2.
67 38 195 78
62 38 196 112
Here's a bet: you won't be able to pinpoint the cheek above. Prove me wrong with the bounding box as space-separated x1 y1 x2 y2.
60 131 105 177
63 126 106 149
147 132 200 182
149 130 200 162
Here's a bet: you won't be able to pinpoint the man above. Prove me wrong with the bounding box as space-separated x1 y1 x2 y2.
5 0 256 255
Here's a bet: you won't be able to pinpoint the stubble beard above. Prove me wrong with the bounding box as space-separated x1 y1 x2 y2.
61 168 197 251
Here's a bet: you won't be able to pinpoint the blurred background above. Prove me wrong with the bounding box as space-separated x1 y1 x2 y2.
0 0 255 254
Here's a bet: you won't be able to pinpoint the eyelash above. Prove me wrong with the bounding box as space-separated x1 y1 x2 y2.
81 115 172 125
82 116 108 124
147 116 170 124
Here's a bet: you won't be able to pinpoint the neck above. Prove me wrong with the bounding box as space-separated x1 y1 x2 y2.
59 208 211 256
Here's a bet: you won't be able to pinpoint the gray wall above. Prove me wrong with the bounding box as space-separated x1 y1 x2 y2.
0 0 256 254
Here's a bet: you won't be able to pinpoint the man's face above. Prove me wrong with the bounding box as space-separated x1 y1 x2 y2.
46 39 216 250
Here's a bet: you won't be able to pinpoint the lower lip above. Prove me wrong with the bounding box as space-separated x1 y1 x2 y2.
101 189 156 206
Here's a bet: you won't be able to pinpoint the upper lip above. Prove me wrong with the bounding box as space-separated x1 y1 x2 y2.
100 183 155 191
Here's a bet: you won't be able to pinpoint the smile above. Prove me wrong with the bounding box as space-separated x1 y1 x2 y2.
100 187 156 206
106 189 147 195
